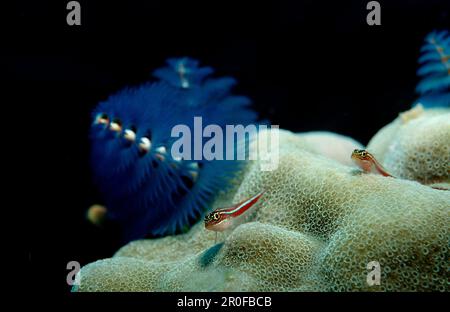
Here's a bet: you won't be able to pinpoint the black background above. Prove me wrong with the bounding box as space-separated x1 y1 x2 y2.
8 0 449 296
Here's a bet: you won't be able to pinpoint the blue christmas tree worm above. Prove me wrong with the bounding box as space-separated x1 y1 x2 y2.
90 58 258 242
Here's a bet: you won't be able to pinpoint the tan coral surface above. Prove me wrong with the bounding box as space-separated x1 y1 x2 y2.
76 121 450 292
367 107 450 186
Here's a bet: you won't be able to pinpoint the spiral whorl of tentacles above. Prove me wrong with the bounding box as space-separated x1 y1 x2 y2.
415 30 450 108
90 58 258 242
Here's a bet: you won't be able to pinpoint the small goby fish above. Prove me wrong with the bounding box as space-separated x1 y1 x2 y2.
351 149 448 191
351 149 394 177
204 191 265 232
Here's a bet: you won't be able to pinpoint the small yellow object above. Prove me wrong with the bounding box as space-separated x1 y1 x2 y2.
399 104 424 124
86 204 107 226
